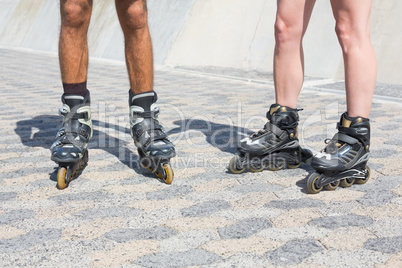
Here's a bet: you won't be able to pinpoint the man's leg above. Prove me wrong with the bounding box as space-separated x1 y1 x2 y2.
51 0 93 189
115 0 175 184
115 0 153 94
331 0 377 118
274 0 316 108
59 0 93 95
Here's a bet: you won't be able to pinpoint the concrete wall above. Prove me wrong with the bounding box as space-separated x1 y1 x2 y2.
0 0 401 84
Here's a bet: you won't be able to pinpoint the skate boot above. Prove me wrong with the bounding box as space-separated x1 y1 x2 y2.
129 90 175 184
306 112 371 194
50 91 92 189
229 104 312 174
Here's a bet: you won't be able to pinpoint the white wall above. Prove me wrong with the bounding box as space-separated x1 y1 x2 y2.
0 0 401 84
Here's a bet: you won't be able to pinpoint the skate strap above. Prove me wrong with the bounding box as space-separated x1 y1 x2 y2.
266 122 285 137
60 109 90 120
132 109 160 119
333 133 358 145
132 121 167 141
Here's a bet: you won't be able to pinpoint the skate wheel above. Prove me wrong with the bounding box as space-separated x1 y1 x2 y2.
355 166 370 184
324 180 340 191
249 158 266 173
229 155 246 174
57 167 68 190
340 178 355 188
162 163 174 185
249 163 266 173
287 162 302 169
140 157 151 169
267 161 285 171
307 173 323 194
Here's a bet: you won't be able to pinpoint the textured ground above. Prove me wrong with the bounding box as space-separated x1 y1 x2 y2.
0 47 401 267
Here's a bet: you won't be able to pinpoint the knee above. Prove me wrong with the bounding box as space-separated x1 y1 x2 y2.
61 0 91 28
335 22 352 50
274 17 303 46
123 1 148 30
335 20 368 52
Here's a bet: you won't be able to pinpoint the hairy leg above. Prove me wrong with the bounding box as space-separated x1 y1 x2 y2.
274 0 316 108
59 0 92 84
331 0 377 118
115 0 153 94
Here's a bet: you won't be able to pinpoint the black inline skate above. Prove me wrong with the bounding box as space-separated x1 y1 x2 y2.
306 112 371 194
50 91 92 189
229 104 312 174
129 91 175 184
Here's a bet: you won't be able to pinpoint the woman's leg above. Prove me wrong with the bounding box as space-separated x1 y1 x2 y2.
274 0 316 108
331 0 377 118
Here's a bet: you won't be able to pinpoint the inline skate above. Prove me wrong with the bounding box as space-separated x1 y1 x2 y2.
50 91 92 189
229 104 312 174
306 112 371 194
129 91 175 184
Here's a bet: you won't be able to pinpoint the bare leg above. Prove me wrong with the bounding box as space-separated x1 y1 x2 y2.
331 0 376 118
274 0 316 108
115 0 153 94
59 0 92 84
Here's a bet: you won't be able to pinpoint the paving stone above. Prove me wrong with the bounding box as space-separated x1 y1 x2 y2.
364 236 402 254
48 192 114 203
264 198 325 210
228 183 283 193
181 200 231 217
320 227 376 251
357 190 398 206
104 226 178 243
367 217 402 237
159 229 218 253
0 192 17 201
308 214 374 229
1 47 402 267
218 218 272 239
309 248 389 268
146 185 193 200
203 253 271 268
0 209 36 225
72 206 142 220
134 249 221 267
265 238 323 266
0 228 61 253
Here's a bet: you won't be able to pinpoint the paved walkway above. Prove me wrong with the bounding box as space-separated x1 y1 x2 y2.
0 47 401 267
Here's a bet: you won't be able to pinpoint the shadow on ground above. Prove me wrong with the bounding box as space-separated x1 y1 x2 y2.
14 115 157 181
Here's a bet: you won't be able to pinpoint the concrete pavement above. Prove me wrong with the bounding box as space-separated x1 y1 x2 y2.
0 47 401 267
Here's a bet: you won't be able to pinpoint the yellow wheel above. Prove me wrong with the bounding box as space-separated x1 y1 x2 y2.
163 163 174 185
268 161 285 171
287 162 302 169
340 178 355 188
57 167 67 190
249 157 266 173
307 173 323 194
249 163 266 173
355 166 370 184
229 155 246 174
324 180 340 191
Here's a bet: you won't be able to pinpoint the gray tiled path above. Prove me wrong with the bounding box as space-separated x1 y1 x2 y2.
0 47 402 267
